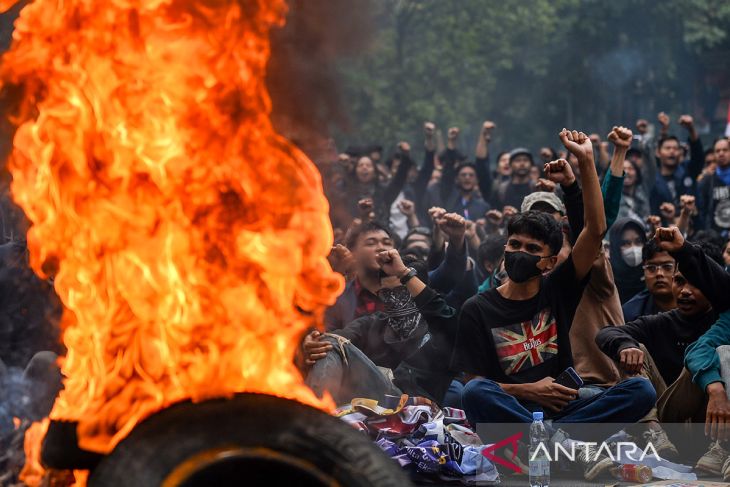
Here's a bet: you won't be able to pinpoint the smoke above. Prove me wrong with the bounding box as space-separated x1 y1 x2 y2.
591 47 646 89
267 0 374 161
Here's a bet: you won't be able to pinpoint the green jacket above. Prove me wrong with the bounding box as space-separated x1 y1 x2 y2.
601 171 624 229
685 310 730 391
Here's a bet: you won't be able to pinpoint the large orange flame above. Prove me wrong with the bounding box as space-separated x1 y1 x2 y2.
1 0 342 459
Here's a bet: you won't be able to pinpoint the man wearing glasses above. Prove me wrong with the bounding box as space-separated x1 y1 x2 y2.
622 240 677 322
596 240 724 458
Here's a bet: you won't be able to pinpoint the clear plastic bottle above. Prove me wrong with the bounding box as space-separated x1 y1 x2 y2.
529 411 550 487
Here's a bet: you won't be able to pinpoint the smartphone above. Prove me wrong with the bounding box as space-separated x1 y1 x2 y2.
554 367 583 390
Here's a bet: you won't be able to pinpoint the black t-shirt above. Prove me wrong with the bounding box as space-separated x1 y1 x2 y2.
596 309 718 386
451 255 588 384
499 182 533 210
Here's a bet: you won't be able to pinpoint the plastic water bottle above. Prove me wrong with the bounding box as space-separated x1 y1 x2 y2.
529 411 550 487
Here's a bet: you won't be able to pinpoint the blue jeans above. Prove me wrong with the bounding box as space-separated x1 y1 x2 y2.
462 378 656 442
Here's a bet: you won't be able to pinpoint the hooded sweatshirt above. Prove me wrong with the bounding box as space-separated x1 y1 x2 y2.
608 218 647 304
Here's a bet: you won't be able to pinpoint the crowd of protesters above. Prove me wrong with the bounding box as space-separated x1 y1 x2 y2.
300 114 730 480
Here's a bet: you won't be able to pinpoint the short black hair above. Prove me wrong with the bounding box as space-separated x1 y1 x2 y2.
693 229 725 249
456 162 477 175
657 135 680 150
478 235 507 266
626 148 642 160
540 147 558 159
692 240 724 267
506 210 563 255
345 221 394 250
642 239 666 263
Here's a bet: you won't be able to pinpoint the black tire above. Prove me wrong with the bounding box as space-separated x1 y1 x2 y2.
89 393 411 487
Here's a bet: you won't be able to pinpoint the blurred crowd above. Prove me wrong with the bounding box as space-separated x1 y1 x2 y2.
299 114 730 480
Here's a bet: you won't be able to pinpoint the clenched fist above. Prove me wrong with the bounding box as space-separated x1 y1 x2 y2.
398 199 415 216
654 226 685 252
619 347 644 375
543 158 576 186
559 129 593 163
680 195 697 216
657 111 670 129
607 126 633 149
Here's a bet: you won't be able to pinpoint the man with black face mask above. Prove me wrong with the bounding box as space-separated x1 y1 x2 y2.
452 130 657 481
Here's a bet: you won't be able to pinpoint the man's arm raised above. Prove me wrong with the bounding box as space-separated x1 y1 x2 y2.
556 129 607 280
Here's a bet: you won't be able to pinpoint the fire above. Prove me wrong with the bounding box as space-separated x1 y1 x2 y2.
19 420 49 485
1 0 342 462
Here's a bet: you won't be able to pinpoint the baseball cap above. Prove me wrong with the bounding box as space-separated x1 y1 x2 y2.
521 191 566 215
509 147 534 165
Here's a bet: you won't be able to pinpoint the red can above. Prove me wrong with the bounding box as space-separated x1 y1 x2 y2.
611 464 653 483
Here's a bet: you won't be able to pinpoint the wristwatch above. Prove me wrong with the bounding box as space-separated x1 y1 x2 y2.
399 267 418 285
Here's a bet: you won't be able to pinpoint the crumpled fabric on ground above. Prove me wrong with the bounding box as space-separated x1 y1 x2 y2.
340 394 498 483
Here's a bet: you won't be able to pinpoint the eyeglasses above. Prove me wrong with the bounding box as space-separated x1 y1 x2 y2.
642 263 676 274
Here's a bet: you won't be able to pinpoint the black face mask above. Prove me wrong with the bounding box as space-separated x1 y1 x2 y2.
503 250 545 283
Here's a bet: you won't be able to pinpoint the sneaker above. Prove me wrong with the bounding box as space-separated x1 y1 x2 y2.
642 426 679 460
723 455 730 481
567 440 615 481
503 440 529 475
696 441 730 475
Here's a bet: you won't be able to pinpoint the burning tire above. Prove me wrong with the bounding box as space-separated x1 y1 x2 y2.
87 393 410 487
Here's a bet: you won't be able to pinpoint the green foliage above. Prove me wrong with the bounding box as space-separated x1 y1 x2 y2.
333 0 730 154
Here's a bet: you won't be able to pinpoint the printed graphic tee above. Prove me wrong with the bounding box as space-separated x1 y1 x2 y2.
452 255 588 384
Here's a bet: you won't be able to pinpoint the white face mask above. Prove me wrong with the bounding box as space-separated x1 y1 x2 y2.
621 245 643 267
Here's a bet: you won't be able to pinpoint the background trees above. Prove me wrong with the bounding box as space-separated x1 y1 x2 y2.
332 0 730 153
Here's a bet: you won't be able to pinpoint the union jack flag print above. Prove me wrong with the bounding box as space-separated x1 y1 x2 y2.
491 308 558 375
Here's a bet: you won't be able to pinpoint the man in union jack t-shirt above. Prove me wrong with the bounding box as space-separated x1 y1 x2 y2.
451 129 657 480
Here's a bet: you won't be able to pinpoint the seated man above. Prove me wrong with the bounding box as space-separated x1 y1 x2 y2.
325 216 466 330
621 240 677 322
680 311 730 480
646 226 730 477
596 259 717 456
303 250 459 406
452 130 656 481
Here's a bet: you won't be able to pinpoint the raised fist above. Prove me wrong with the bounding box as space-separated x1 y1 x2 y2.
646 215 661 234
447 127 460 140
543 158 576 186
636 119 649 135
424 121 436 136
680 195 697 215
654 226 685 252
328 244 355 278
559 128 593 162
607 126 633 149
358 198 374 212
678 115 694 130
485 209 504 226
358 198 375 222
428 206 447 223
659 202 676 221
398 141 411 154
536 178 557 193
398 199 415 216
436 212 467 240
502 206 518 219
481 121 496 142
657 112 670 128
589 133 601 146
